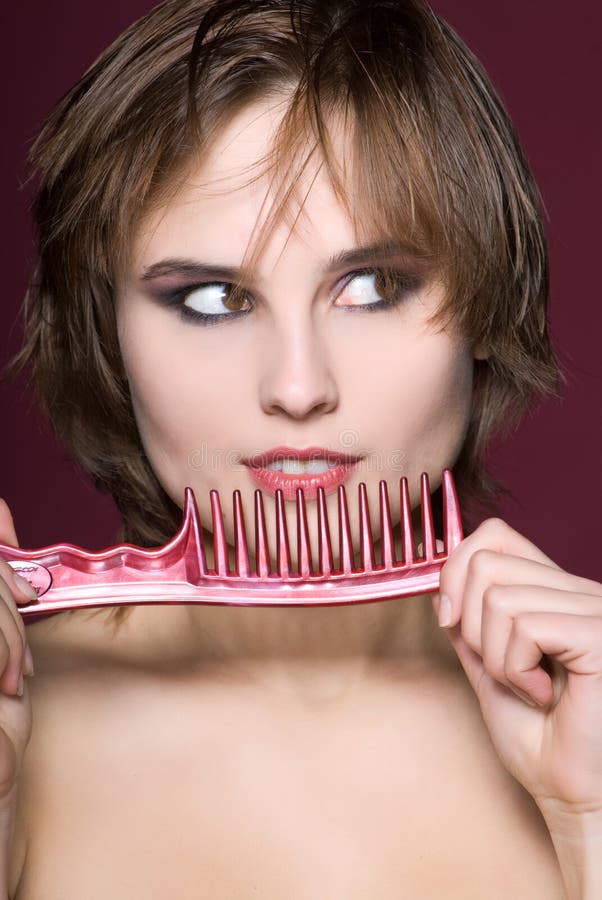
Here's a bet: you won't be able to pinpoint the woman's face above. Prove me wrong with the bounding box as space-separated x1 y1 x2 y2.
115 101 475 567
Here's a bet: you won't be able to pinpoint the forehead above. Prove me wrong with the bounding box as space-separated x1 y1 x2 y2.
132 99 361 271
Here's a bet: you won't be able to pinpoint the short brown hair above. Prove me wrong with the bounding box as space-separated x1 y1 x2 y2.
6 0 560 553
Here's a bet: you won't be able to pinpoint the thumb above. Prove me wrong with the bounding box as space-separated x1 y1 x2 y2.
0 500 39 606
0 498 19 548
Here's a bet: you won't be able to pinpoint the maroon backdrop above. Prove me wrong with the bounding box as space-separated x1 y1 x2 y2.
1 2 600 580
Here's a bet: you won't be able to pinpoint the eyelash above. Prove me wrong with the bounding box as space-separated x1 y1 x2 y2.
161 267 422 327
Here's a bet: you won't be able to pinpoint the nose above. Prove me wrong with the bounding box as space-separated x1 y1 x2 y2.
258 310 338 420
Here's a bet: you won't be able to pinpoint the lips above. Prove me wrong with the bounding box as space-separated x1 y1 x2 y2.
243 446 362 500
244 445 362 468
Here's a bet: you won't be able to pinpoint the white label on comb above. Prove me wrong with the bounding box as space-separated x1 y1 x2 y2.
7 561 52 599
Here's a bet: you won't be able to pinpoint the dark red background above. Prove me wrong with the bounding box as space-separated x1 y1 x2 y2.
1 2 600 579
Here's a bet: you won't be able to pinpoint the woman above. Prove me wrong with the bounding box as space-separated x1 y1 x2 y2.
0 1 600 896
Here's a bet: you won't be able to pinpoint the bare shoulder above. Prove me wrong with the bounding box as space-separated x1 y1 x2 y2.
11 614 566 899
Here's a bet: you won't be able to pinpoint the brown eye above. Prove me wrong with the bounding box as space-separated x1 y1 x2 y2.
222 283 249 311
183 282 251 316
373 269 402 299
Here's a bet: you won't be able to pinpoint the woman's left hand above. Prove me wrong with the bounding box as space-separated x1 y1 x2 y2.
435 517 602 820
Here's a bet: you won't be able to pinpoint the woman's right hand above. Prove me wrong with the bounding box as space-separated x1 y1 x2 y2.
0 499 34 804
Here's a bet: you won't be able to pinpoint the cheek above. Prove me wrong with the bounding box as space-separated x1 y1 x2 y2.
361 329 473 456
116 304 232 455
408 335 474 453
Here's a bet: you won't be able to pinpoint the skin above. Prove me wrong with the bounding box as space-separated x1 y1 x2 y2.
113 100 476 699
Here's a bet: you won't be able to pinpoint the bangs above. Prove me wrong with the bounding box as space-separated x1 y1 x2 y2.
141 78 451 313
168 92 445 294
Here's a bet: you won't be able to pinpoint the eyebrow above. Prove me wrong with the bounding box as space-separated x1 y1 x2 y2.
139 240 424 284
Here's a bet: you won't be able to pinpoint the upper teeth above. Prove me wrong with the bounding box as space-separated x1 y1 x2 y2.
266 458 340 474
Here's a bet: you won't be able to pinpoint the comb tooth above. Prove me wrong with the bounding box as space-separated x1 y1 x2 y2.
442 469 464 552
296 489 313 576
337 484 355 573
378 481 396 569
210 490 230 576
232 490 250 577
400 477 415 565
254 490 271 578
420 473 436 561
358 483 375 571
275 490 292 577
182 487 208 576
317 487 333 576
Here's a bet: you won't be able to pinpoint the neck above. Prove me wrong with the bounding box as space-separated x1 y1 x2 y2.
175 529 457 698
185 593 455 699
111 530 458 703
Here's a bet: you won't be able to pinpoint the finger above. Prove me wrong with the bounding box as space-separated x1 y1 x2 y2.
0 588 25 696
0 499 36 612
439 518 561 627
0 571 30 642
0 560 38 606
0 571 32 687
462 552 561 651
505 612 602 707
0 498 19 548
460 552 602 653
480 585 602 692
0 501 34 611
440 617 553 712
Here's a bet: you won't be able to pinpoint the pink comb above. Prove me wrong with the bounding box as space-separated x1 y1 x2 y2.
0 470 462 617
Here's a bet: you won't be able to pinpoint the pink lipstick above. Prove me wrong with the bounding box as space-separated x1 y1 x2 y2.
243 446 362 501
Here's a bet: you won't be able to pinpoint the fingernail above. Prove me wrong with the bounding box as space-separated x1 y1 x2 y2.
24 643 34 677
13 573 38 602
16 673 24 697
438 594 452 628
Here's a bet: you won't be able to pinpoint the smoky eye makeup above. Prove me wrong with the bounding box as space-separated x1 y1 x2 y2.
333 267 425 312
142 264 426 327
148 281 252 326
